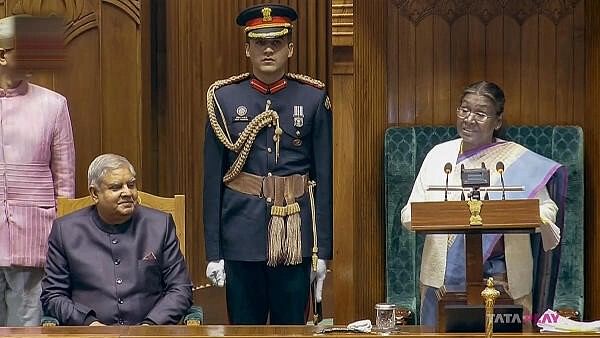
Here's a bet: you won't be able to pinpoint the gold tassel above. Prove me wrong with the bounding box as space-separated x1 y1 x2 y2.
284 202 302 265
267 215 286 266
267 205 287 266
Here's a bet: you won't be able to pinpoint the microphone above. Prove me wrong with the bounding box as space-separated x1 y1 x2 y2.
460 164 465 200
496 161 506 200
444 162 452 174
444 162 452 201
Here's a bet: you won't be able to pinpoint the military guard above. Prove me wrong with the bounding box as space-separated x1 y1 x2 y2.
203 4 332 325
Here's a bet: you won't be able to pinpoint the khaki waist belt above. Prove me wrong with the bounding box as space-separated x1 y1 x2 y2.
225 171 310 267
225 172 308 204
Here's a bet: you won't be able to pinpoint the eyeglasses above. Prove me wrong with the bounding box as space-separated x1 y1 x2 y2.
456 107 494 123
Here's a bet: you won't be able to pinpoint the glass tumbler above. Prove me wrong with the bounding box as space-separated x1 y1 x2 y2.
375 303 396 331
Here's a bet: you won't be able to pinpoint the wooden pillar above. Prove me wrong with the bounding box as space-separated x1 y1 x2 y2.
352 0 388 321
585 0 600 321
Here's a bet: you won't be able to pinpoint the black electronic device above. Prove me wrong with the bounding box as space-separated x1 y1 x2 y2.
460 163 490 188
444 304 524 333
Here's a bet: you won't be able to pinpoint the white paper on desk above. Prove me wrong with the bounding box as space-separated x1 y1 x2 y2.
347 319 372 333
537 309 600 333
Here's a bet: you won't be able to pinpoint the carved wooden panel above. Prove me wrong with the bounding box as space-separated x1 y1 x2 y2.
102 0 140 24
10 0 99 44
2 0 143 197
392 0 581 25
332 0 352 46
388 0 584 126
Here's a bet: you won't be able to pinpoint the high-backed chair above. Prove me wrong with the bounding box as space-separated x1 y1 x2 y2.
42 191 203 326
56 191 186 254
384 126 584 323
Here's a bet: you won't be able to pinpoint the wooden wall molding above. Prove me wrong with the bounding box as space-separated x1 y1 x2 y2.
469 0 505 24
391 0 581 25
12 0 87 17
10 0 99 44
538 0 580 24
10 0 140 44
4 0 144 197
332 0 353 46
387 0 585 126
102 0 140 25
393 0 435 24
64 12 98 44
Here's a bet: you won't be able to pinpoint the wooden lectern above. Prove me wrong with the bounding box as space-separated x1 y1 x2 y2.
411 199 540 331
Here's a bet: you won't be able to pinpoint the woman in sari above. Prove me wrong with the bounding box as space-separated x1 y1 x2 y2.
400 81 566 327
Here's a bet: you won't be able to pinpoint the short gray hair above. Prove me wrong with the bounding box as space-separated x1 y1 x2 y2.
87 153 136 187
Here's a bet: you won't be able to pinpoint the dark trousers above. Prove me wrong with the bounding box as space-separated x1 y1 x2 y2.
224 260 311 324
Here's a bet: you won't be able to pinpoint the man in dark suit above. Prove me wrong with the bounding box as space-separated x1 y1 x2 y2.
203 3 332 325
41 154 192 326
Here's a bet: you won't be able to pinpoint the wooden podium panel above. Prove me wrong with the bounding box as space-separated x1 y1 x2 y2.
411 200 540 232
410 199 542 331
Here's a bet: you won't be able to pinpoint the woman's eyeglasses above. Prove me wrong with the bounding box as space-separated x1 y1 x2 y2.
456 107 494 123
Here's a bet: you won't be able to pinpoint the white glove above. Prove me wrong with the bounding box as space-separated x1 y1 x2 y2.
206 259 226 287
310 259 327 302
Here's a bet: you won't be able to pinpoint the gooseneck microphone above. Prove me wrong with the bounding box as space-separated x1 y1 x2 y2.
496 161 506 200
460 164 466 200
444 162 452 201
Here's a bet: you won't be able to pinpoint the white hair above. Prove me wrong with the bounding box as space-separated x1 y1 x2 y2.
87 153 136 187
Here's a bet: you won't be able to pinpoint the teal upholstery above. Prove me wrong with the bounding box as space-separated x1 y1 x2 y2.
183 305 204 325
384 126 584 322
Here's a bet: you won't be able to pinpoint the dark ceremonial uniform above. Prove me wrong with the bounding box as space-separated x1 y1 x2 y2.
204 73 333 324
203 3 333 325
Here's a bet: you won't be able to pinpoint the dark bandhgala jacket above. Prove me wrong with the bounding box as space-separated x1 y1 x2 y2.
41 205 193 325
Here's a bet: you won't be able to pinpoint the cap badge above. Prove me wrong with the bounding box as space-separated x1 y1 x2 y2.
262 7 272 22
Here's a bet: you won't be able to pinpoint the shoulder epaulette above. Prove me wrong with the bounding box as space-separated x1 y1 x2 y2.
286 73 325 89
209 73 251 92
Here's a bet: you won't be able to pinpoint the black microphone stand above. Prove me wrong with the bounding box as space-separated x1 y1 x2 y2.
499 171 506 200
443 163 452 201
444 172 450 201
